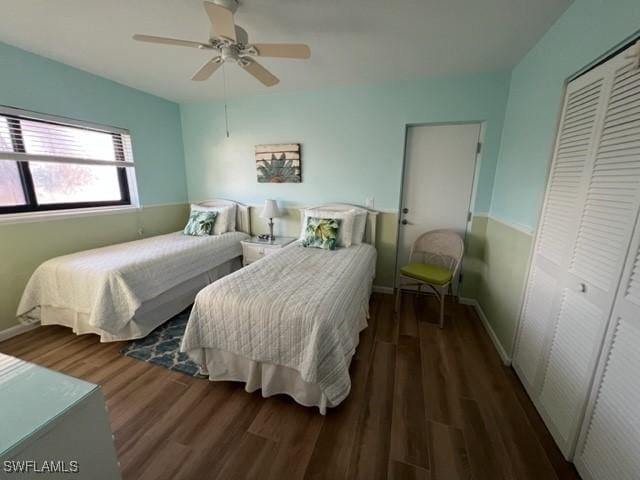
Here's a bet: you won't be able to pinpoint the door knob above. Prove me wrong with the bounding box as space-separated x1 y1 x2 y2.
402 208 409 214
401 219 408 225
577 283 586 293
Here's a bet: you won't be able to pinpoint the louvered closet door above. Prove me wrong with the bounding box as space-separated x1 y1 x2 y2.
512 60 610 394
536 47 640 458
574 207 640 480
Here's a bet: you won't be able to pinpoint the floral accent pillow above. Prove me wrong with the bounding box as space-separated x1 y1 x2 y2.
301 217 341 250
183 211 217 236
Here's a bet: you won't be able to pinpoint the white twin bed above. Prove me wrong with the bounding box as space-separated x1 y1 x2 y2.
17 202 378 413
17 199 250 342
182 204 378 413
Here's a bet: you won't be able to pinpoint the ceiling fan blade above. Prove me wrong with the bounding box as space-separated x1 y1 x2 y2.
203 1 237 41
192 57 223 81
252 43 311 59
241 59 279 87
132 34 209 49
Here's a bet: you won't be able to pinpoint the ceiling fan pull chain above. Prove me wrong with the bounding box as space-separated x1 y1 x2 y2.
222 63 230 137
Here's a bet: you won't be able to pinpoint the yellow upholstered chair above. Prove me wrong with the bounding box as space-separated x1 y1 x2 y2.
395 229 464 328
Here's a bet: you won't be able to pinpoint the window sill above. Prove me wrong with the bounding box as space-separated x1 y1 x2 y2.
0 204 142 226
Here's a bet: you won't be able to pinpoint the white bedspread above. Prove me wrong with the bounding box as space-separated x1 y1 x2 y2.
17 231 248 335
181 242 377 407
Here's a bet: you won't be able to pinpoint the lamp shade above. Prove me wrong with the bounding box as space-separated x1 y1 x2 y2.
260 199 281 219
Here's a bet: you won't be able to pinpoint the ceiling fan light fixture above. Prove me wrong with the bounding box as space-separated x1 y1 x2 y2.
132 0 310 88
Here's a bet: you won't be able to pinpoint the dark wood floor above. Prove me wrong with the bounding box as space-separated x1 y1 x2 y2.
0 293 580 480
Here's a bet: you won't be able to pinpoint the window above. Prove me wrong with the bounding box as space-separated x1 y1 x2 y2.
0 107 136 214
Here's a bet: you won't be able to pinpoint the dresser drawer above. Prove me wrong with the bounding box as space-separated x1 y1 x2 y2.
243 245 281 265
244 246 267 264
242 237 296 266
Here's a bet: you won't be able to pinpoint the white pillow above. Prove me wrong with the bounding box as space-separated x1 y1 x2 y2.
227 204 237 232
190 204 235 235
352 212 367 244
300 208 356 248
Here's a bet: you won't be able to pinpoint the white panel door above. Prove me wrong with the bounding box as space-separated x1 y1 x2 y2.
513 62 610 393
398 123 480 292
575 211 640 480
537 48 640 458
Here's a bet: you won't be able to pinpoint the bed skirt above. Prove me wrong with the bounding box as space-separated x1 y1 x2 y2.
185 273 375 414
191 348 349 415
189 302 371 415
32 257 242 342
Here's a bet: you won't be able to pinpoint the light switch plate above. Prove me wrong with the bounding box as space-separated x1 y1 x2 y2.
365 196 374 209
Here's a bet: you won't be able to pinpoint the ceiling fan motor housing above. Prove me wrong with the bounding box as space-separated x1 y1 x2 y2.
133 0 309 87
221 45 240 63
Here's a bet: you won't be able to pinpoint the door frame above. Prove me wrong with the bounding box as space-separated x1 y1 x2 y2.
393 120 485 290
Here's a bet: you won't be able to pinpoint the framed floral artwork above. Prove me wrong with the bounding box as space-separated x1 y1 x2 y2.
255 143 301 183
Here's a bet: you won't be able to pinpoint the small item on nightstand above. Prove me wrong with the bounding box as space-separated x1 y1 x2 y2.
257 234 271 241
260 199 282 241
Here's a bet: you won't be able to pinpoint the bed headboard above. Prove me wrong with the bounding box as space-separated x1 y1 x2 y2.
303 203 379 245
196 199 251 235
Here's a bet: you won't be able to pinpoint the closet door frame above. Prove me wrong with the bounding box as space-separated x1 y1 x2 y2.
536 57 626 459
573 49 640 479
512 32 640 371
510 80 568 367
512 62 612 396
511 74 571 389
513 40 640 460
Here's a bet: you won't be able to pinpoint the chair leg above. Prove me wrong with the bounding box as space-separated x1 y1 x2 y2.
438 290 445 329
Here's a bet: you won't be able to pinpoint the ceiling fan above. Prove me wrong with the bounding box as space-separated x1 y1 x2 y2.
132 0 310 87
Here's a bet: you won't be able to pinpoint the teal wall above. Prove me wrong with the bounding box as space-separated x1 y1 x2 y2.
490 0 640 229
0 42 190 331
0 42 187 205
6 0 639 357
479 0 640 357
180 72 511 212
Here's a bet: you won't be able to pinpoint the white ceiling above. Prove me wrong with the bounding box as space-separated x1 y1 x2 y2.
0 0 571 103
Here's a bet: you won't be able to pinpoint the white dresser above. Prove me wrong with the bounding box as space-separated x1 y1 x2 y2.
0 354 121 479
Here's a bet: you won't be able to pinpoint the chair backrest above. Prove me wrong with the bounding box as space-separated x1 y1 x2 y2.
410 229 465 275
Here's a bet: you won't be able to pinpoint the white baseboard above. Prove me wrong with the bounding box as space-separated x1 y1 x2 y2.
459 297 511 366
0 323 40 343
372 285 394 295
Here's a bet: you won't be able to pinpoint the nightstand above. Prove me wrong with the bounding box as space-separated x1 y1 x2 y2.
241 236 297 266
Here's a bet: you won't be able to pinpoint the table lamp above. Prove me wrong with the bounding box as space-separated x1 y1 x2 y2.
260 199 281 240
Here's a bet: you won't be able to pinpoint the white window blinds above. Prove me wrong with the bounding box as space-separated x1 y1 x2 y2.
0 106 134 167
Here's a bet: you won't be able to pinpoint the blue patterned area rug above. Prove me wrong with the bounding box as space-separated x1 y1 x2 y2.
120 308 207 378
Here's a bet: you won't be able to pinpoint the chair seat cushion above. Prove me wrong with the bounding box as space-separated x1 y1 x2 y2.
400 263 452 285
